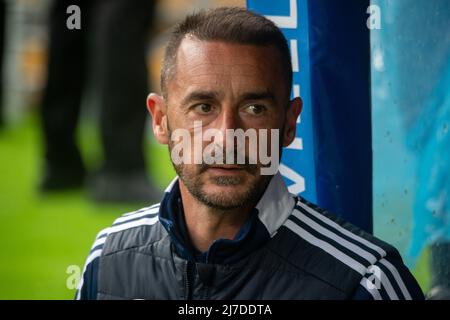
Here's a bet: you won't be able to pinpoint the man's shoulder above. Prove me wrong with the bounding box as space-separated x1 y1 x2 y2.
98 203 168 256
272 196 423 299
76 203 166 300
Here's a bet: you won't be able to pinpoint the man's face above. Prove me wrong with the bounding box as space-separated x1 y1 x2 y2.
150 37 300 210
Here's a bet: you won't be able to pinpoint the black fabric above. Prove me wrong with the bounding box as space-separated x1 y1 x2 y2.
94 0 156 173
157 181 271 265
40 0 156 176
40 0 92 173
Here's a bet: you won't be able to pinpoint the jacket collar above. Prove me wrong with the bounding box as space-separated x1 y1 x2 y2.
158 172 295 264
255 172 296 237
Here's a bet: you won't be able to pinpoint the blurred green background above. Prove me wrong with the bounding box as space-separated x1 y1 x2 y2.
0 114 175 299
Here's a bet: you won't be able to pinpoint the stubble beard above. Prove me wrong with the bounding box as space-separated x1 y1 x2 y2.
167 136 270 211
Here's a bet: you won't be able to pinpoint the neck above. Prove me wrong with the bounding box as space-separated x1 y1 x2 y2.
179 182 255 253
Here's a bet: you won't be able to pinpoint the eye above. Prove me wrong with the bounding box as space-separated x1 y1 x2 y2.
244 104 266 116
192 103 213 115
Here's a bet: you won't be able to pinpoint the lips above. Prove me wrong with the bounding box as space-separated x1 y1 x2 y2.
207 166 246 175
198 163 258 175
209 165 243 170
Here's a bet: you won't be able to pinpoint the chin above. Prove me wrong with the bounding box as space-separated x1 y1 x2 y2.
200 182 256 208
208 182 247 193
200 192 249 210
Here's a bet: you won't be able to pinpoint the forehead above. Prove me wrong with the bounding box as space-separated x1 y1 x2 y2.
169 37 285 96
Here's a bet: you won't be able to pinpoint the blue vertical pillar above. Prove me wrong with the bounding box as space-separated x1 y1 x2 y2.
247 0 373 232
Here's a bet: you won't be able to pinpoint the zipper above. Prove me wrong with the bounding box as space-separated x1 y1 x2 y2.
184 261 196 300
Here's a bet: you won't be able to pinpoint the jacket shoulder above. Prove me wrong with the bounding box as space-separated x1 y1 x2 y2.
100 203 167 256
272 196 423 299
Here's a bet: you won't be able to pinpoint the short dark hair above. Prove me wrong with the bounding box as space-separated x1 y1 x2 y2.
161 7 292 99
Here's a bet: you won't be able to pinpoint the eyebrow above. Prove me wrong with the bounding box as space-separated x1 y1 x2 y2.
180 90 220 107
180 90 276 107
240 91 276 103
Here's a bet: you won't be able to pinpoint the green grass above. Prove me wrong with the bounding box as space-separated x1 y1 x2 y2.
0 115 430 299
0 115 175 299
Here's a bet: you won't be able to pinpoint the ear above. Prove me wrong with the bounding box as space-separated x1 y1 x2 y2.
282 97 303 147
147 93 169 145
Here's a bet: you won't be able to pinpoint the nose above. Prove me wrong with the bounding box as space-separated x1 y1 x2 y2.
220 108 239 130
216 108 240 149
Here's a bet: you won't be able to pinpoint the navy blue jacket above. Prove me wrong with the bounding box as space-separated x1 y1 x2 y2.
76 173 424 300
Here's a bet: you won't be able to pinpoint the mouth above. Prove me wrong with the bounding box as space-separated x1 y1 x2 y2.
210 165 243 169
207 165 246 175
